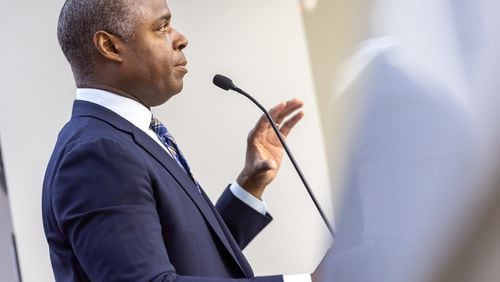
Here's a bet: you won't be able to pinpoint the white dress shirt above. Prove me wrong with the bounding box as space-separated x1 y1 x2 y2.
76 88 309 282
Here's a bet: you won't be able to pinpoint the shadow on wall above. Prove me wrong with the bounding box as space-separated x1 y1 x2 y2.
1 139 6 195
0 137 22 282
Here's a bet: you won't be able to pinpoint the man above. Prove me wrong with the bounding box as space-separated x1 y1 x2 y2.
42 0 316 281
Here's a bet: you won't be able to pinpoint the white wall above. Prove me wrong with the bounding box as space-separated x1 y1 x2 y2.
0 0 331 280
0 0 73 281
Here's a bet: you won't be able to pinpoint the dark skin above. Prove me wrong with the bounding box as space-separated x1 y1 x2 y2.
77 0 321 278
78 0 305 199
80 1 188 106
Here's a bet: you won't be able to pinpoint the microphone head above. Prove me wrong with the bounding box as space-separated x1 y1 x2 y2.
213 74 234 91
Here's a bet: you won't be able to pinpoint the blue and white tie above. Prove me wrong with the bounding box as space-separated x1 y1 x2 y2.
150 117 200 192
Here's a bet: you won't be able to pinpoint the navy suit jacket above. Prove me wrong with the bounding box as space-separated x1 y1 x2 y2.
42 100 283 282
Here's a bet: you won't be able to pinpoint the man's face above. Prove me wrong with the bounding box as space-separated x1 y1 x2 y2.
121 0 188 107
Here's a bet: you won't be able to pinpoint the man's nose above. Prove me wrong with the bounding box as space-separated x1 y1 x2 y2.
173 29 188 51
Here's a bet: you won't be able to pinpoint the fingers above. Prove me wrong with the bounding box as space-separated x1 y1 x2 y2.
280 110 304 137
252 98 304 134
272 99 304 125
254 102 286 132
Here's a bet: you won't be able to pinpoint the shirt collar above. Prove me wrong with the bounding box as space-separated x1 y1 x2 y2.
76 88 152 132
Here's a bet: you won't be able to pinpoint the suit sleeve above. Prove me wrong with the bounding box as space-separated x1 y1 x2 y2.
216 187 273 250
52 138 282 282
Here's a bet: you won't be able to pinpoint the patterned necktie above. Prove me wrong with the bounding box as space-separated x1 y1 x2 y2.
150 117 200 192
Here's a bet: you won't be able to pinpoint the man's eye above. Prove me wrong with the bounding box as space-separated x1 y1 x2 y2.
159 23 169 31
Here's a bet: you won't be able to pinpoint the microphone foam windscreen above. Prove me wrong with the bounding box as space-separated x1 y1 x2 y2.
212 74 233 91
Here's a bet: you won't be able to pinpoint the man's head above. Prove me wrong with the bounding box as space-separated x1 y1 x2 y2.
58 0 188 107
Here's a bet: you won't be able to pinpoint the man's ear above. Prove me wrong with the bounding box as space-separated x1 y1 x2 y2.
93 31 124 63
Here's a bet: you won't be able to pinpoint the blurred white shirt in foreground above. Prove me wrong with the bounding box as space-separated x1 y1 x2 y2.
323 0 500 281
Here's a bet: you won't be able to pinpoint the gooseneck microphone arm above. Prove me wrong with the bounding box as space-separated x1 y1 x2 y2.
213 74 335 238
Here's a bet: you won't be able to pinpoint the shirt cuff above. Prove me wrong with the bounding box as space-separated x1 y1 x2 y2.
229 181 268 215
283 274 312 282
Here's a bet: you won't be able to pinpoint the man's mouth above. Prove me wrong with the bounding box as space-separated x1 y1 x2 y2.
175 61 188 73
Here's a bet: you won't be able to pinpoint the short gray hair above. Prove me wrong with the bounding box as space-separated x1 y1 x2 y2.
57 0 144 82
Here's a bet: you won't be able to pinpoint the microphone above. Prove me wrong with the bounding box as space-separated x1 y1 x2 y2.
212 75 237 91
213 74 335 238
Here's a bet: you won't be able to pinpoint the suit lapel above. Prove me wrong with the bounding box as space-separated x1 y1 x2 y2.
132 132 250 277
72 101 249 277
200 190 254 278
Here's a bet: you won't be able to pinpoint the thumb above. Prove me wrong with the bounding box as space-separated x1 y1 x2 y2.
253 159 278 172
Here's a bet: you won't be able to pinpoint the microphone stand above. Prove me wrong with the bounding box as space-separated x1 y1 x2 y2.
229 84 335 238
